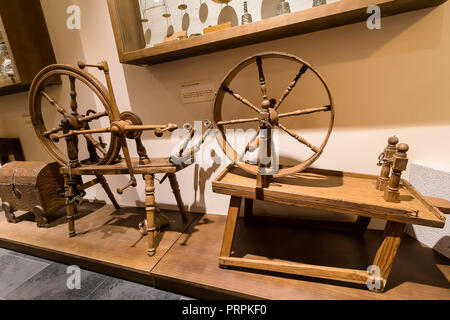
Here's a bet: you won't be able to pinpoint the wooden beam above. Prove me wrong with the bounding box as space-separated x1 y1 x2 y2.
219 256 369 285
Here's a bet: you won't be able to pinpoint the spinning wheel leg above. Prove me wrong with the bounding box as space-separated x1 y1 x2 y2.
370 221 405 292
219 196 242 260
64 175 76 237
145 174 157 256
168 173 187 222
96 175 120 210
244 198 254 225
354 216 371 236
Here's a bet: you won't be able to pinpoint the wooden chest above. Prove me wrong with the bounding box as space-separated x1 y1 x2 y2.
0 161 65 227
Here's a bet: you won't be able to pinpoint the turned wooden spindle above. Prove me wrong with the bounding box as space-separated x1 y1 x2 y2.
384 143 409 203
376 136 399 191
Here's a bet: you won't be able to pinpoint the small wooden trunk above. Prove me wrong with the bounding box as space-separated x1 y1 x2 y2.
0 161 65 227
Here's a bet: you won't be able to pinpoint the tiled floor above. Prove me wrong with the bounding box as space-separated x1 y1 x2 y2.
0 248 191 300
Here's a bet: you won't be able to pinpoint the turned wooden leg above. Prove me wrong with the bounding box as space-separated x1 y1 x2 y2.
369 221 405 292
168 173 187 222
33 205 48 228
219 196 242 260
145 174 157 256
64 175 76 237
354 216 371 236
244 198 254 225
97 175 120 210
2 202 17 224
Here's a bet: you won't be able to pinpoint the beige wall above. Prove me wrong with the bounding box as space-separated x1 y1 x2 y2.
0 0 449 224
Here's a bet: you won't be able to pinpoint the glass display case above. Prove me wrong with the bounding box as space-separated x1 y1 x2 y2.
0 0 57 96
108 0 447 65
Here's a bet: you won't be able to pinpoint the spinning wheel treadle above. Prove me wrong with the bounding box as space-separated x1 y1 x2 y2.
214 52 334 183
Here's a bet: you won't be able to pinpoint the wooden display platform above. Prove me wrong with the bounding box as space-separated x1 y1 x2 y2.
0 202 198 283
0 203 448 299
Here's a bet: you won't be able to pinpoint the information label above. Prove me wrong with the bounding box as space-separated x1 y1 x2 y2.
181 80 215 104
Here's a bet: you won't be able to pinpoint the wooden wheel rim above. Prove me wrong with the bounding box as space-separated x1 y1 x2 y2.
213 52 334 177
28 64 121 166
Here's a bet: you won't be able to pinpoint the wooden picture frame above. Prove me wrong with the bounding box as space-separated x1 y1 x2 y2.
107 0 447 66
0 0 57 96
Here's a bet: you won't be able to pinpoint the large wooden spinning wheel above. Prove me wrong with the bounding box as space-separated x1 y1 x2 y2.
214 52 334 179
29 64 121 167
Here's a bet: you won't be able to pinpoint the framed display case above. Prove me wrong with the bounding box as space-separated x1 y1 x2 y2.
108 0 447 65
0 0 57 96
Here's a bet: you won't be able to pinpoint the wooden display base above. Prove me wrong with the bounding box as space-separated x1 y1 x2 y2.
0 204 448 299
0 202 197 281
212 166 446 292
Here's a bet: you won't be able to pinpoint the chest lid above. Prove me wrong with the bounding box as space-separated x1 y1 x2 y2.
0 161 59 186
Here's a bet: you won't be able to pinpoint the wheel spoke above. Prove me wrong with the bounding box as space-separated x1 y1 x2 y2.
221 85 261 114
217 117 259 126
69 76 79 115
83 133 107 155
256 57 267 99
275 64 308 110
40 91 67 115
43 126 62 137
278 105 331 119
78 111 108 123
277 123 319 153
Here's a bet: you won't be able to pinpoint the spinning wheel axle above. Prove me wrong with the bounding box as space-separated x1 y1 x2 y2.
50 122 177 141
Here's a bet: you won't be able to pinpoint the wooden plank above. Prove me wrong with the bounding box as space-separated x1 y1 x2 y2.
371 221 406 292
0 203 198 275
219 256 369 285
220 196 242 257
107 0 448 65
60 157 178 175
212 166 446 228
152 214 450 299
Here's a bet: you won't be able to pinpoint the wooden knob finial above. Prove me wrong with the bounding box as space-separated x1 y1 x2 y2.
77 61 86 69
388 136 399 146
397 143 409 153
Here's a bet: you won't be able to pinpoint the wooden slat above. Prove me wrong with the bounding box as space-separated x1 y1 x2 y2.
220 196 242 257
219 256 369 285
59 158 178 175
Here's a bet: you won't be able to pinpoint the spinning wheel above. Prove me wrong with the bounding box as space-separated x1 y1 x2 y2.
29 63 121 167
214 52 334 184
28 61 188 256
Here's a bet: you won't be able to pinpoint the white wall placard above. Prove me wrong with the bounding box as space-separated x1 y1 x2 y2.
180 80 215 104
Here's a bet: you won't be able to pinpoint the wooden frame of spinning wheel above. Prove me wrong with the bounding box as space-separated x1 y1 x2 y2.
212 52 446 292
28 61 189 257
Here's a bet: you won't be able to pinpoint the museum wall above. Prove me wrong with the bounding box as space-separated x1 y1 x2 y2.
0 0 448 240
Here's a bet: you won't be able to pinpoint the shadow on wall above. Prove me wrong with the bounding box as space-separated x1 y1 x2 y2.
119 4 448 131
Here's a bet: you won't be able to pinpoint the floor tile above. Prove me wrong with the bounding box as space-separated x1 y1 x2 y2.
0 254 49 298
86 277 185 300
5 262 107 300
7 250 52 264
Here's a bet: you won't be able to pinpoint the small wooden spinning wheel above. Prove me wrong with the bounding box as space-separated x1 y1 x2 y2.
214 52 334 185
28 61 187 256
